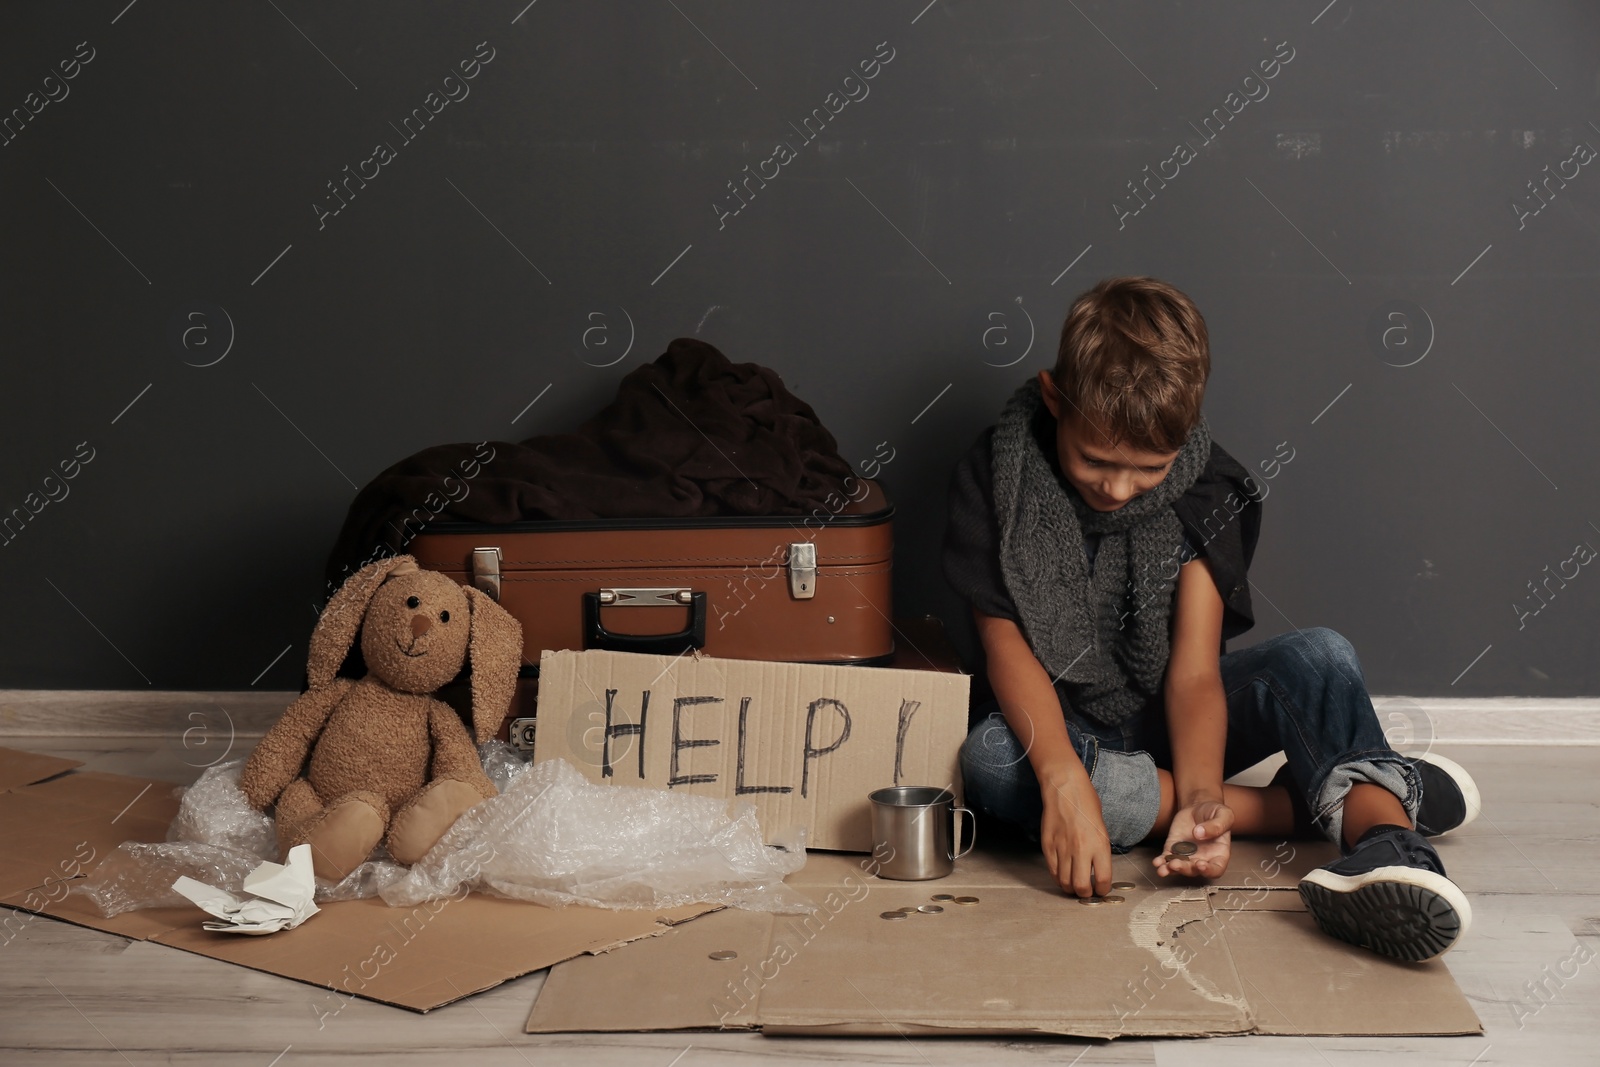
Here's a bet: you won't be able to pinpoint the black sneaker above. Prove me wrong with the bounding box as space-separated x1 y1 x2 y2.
1271 754 1481 838
1408 754 1481 838
1298 824 1471 962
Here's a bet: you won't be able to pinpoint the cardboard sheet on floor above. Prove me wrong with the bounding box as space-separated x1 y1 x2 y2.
526 843 1483 1039
0 750 719 1011
0 745 80 793
534 648 971 851
0 749 172 915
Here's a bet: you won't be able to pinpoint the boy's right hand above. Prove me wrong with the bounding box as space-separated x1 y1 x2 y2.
1038 768 1113 898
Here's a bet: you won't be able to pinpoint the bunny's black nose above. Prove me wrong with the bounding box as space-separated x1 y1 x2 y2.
411 614 431 640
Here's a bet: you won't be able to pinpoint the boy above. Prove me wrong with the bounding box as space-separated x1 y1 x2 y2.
942 276 1479 961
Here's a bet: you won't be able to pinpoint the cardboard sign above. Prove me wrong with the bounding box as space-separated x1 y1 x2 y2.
533 648 971 852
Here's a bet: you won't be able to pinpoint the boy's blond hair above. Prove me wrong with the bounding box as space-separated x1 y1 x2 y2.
1052 276 1210 453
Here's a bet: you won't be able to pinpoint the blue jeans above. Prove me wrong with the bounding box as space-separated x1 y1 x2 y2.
959 627 1420 851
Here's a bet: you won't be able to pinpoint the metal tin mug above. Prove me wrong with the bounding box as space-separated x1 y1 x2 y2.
868 785 976 880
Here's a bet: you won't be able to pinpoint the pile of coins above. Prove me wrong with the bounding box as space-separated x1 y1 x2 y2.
881 893 980 919
1078 879 1139 906
1160 839 1199 865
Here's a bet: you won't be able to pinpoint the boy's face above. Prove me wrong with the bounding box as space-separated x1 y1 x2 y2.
1037 370 1182 512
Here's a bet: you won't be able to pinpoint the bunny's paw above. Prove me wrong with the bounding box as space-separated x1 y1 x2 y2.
299 793 387 881
387 779 487 865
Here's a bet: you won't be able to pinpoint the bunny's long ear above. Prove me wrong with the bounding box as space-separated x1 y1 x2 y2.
463 585 523 743
306 555 420 689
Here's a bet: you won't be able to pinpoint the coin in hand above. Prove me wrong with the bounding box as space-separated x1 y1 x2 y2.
1170 840 1198 857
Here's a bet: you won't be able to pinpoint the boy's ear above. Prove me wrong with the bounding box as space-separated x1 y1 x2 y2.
1036 369 1061 418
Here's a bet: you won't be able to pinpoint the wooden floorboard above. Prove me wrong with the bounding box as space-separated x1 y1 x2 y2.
1 739 1596 1065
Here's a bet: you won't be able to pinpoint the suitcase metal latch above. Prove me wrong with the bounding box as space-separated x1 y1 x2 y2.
471 547 503 602
787 542 816 599
507 717 537 752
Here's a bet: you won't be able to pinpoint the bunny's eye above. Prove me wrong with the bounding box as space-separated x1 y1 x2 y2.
439 610 451 623
406 595 420 609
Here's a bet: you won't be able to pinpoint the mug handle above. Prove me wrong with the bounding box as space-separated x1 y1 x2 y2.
950 806 977 860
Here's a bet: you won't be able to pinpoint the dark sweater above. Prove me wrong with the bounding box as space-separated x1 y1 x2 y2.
942 406 1262 700
323 338 856 594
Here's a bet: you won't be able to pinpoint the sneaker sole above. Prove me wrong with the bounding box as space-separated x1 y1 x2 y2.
1298 865 1472 962
1416 753 1481 837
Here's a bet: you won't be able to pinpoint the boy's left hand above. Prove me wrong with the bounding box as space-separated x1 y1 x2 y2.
1156 800 1234 879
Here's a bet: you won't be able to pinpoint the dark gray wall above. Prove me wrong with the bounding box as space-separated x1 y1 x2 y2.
2 1 1597 695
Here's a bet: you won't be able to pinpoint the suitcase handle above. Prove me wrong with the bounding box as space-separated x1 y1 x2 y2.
582 589 707 655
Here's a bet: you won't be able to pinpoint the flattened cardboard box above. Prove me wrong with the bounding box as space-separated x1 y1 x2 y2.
0 747 718 1012
534 648 971 851
527 844 1482 1039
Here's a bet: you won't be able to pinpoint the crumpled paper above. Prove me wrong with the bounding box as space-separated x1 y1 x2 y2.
172 843 320 934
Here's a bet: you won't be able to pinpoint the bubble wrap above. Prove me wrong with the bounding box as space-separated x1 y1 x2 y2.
479 739 532 793
75 745 811 915
164 758 276 857
380 757 815 914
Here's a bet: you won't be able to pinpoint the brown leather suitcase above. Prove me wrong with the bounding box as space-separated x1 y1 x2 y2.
416 480 895 740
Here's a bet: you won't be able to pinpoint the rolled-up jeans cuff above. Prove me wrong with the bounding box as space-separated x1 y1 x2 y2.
1083 738 1161 852
1313 756 1421 845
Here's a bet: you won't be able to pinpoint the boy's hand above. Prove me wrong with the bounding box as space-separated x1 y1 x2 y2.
1039 770 1114 898
1156 799 1233 879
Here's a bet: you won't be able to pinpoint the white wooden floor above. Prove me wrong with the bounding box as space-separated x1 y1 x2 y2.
1 736 1596 1066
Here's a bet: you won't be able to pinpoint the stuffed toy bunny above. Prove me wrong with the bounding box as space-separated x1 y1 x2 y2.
241 555 522 881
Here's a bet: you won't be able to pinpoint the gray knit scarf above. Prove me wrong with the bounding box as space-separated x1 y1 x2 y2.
992 377 1211 727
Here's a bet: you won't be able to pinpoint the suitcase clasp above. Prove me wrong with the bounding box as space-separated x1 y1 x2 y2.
787 542 817 600
507 716 538 752
471 546 503 602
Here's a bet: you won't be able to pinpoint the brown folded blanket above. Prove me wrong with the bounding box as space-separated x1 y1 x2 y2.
324 337 855 593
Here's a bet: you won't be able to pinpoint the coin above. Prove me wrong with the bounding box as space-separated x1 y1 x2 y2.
1078 896 1104 906
1111 881 1136 891
1104 895 1126 904
898 906 920 914
931 894 956 902
1170 840 1198 856
881 910 909 920
954 895 980 905
708 950 738 961
917 904 944 914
